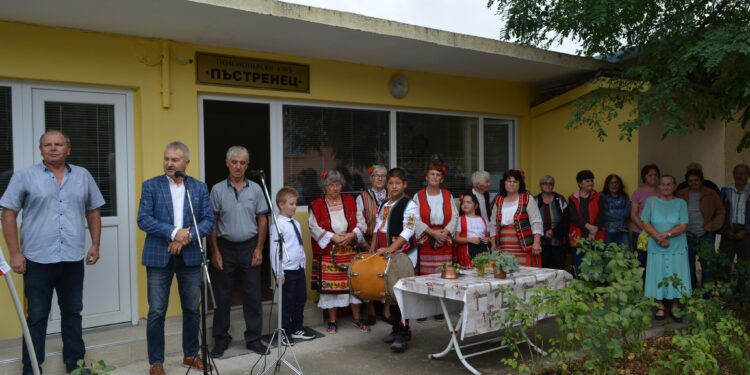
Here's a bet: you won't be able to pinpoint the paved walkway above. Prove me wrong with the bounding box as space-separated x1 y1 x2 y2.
115 315 681 375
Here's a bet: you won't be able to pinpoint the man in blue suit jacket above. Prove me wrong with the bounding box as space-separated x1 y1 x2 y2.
137 141 214 375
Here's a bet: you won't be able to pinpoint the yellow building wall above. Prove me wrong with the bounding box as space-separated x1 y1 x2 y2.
639 119 726 186
528 88 640 197
0 21 536 339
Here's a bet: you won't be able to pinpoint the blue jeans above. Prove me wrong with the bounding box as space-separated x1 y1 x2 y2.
605 231 630 247
146 256 201 364
23 260 85 375
687 232 716 291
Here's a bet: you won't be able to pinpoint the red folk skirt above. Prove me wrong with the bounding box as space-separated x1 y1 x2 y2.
498 225 541 268
311 244 357 294
417 226 454 275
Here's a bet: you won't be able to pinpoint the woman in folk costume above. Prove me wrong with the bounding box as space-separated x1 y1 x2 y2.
355 164 389 325
356 164 389 247
413 160 458 275
308 170 369 334
567 169 605 275
490 169 544 267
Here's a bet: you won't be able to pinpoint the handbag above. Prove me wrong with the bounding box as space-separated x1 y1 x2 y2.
636 231 649 251
636 198 655 252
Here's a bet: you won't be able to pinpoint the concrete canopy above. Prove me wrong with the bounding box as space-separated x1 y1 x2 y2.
1 0 609 84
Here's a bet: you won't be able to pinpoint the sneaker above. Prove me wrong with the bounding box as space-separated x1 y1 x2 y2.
291 329 315 340
390 336 407 352
326 322 338 334
281 335 294 347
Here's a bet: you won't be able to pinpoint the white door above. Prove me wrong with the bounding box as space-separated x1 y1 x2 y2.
31 88 132 331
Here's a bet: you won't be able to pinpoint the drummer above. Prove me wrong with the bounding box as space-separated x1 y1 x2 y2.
356 164 390 325
308 169 369 334
371 167 419 353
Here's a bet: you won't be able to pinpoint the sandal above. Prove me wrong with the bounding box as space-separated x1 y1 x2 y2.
326 321 337 334
654 308 665 321
352 319 371 333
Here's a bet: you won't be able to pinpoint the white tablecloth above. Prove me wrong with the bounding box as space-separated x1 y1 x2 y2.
394 267 573 340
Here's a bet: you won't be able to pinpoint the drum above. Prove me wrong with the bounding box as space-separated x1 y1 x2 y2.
348 252 415 302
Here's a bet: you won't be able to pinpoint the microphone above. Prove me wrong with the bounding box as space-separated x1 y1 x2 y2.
246 170 264 178
174 171 187 178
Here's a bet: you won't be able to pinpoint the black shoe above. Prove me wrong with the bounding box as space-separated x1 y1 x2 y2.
434 314 444 321
390 336 407 352
246 340 269 355
366 315 377 326
416 318 427 322
210 341 229 358
382 331 396 344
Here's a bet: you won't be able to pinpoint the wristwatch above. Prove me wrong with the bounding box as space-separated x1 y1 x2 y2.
666 232 672 238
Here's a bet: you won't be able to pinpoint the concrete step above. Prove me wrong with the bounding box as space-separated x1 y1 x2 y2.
0 301 324 375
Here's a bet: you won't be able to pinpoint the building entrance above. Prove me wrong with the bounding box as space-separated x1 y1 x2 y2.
202 99 273 302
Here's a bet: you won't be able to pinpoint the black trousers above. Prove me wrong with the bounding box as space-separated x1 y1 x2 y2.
212 237 262 344
280 268 307 335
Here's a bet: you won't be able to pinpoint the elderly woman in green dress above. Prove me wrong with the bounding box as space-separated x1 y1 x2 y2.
640 175 690 321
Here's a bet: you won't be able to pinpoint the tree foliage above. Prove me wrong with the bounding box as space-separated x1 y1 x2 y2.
488 0 750 150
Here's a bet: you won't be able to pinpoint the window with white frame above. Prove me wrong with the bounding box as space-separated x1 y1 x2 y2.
280 103 516 205
396 112 478 196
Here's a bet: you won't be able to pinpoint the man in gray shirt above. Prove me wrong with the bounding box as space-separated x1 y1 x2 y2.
209 146 269 357
1 130 104 375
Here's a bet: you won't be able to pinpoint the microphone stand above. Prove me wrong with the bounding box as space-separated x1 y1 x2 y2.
182 175 219 375
249 171 303 375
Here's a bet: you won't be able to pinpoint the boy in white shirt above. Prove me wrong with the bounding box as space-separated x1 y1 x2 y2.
271 187 314 345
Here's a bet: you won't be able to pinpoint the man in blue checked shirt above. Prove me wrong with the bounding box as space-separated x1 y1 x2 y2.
137 141 214 375
1 130 104 375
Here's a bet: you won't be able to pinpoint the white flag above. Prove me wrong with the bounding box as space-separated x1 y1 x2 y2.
0 250 10 276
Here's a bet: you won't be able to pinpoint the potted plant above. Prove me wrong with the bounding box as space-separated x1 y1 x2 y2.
471 252 494 277
491 251 520 279
439 262 461 279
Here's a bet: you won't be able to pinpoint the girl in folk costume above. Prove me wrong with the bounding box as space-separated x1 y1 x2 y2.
308 170 369 334
355 164 389 324
370 168 419 353
454 193 490 267
413 161 458 275
568 170 605 275
490 169 544 267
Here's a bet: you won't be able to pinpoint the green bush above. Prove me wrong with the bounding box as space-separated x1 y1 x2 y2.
497 239 652 373
70 360 115 375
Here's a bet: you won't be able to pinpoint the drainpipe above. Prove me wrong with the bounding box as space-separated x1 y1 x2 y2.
161 39 171 109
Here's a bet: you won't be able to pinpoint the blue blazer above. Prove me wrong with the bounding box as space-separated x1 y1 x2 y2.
138 175 215 268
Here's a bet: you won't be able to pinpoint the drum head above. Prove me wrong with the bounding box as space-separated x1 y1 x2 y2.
384 252 415 301
348 253 388 302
